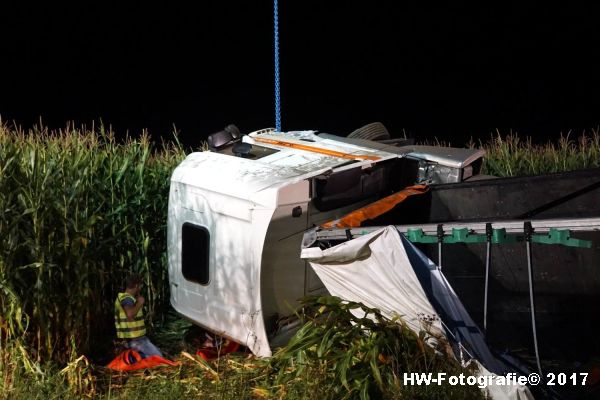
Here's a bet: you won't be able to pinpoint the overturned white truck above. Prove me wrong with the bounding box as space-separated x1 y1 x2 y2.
167 126 485 357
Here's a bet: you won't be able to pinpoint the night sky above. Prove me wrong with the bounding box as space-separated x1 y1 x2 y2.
1 2 599 148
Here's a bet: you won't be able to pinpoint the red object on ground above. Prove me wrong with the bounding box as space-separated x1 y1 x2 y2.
196 340 240 361
107 349 179 371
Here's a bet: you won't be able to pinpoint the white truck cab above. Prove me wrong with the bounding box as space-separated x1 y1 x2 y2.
167 127 484 356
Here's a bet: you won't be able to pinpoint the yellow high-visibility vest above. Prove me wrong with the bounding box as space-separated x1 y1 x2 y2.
114 292 146 339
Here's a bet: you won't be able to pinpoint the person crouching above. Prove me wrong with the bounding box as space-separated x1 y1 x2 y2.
114 273 162 357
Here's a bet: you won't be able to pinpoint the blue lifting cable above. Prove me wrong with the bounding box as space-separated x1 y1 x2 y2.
274 0 281 132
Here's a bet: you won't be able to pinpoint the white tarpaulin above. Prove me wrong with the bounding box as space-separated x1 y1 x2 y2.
301 226 533 400
300 225 445 337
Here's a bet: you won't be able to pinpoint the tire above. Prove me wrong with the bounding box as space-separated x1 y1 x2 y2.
347 122 391 141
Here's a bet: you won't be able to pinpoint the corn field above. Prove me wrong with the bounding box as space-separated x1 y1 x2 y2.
0 122 186 367
475 129 600 177
0 121 598 398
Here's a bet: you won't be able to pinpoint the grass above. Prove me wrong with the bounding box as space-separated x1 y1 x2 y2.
1 121 599 398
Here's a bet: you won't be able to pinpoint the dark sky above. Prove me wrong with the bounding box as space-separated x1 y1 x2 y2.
1 2 599 147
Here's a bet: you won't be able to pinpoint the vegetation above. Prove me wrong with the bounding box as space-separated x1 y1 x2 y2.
474 129 600 177
2 297 484 400
0 122 186 392
259 297 483 400
1 121 598 398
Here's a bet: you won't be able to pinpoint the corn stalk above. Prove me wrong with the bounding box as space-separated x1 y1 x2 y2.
0 122 185 366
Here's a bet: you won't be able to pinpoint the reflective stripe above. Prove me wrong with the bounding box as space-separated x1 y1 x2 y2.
116 326 146 332
114 292 146 339
114 316 145 323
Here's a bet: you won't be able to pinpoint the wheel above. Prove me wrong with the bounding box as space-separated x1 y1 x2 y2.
347 122 391 141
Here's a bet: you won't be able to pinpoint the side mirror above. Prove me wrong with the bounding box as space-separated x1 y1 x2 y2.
207 124 241 151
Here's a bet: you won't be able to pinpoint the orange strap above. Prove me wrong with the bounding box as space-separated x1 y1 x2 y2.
321 184 429 229
253 136 381 161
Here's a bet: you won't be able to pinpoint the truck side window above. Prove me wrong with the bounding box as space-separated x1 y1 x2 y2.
181 223 210 285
